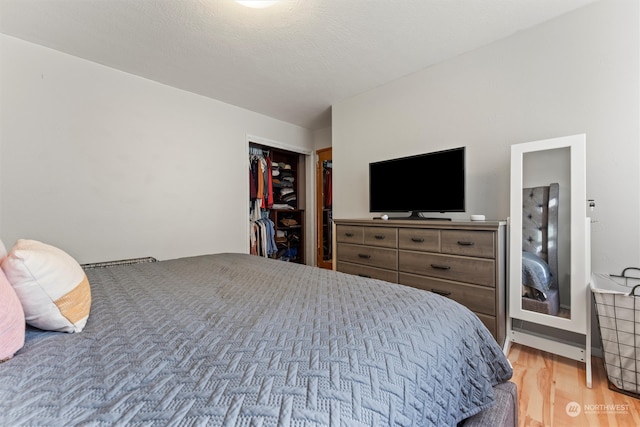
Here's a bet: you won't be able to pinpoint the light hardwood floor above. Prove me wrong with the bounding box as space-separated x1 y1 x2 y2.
508 343 640 426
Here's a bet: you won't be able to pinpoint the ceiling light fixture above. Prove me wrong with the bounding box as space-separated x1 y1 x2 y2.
236 1 278 8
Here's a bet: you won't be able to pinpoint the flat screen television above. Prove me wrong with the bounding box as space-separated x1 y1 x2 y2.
369 147 465 219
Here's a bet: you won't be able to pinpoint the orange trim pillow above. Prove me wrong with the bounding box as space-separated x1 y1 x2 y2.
1 240 91 333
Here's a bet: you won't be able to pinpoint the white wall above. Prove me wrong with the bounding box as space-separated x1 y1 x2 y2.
313 127 332 151
0 35 313 263
333 0 639 275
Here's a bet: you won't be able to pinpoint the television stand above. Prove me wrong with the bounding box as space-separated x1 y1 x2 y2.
388 211 452 221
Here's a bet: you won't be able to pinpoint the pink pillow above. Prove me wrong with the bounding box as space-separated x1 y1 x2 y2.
0 267 25 361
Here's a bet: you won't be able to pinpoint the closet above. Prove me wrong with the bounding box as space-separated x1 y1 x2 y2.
249 143 305 264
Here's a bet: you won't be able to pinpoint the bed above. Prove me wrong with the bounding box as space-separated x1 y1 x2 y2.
1 252 515 426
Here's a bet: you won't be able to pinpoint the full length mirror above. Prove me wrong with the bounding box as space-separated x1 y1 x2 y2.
508 134 588 335
506 133 591 387
521 147 571 319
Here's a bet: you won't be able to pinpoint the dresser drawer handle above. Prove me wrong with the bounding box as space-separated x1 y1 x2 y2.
374 235 385 240
345 232 354 237
411 237 425 243
358 274 372 278
430 264 451 270
431 288 452 297
358 254 371 259
457 241 475 246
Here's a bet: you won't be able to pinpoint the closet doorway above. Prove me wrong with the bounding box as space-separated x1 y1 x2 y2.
316 147 332 269
249 141 306 264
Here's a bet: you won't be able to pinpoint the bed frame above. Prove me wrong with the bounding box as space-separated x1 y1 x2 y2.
463 382 518 426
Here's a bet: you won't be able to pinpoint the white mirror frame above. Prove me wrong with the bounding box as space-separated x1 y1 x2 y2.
506 133 591 387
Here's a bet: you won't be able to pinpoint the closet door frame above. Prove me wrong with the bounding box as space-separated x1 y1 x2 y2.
316 147 332 269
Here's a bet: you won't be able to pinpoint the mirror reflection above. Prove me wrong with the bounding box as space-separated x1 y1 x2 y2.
521 148 571 319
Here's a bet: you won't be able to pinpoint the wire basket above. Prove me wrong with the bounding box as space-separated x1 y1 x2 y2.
591 268 640 398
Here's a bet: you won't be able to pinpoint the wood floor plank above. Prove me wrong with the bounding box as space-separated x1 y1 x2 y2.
507 344 640 426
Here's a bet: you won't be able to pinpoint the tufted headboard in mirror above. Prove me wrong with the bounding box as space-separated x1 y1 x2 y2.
521 183 560 315
522 183 559 286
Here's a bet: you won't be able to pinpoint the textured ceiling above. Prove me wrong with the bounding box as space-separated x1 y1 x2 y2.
0 0 596 130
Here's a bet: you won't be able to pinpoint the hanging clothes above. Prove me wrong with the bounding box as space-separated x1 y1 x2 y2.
257 157 265 208
249 148 273 218
249 146 276 255
249 222 258 255
249 217 277 257
324 164 333 208
266 157 274 208
249 158 258 201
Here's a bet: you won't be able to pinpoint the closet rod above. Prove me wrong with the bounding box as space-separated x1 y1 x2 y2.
249 146 270 156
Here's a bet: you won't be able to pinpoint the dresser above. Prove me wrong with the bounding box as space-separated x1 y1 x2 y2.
334 219 506 345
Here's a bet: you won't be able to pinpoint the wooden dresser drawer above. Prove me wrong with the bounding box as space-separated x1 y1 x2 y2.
338 261 398 283
336 225 364 244
441 230 495 258
475 313 497 337
398 273 495 316
337 243 398 270
363 227 398 248
398 229 440 252
398 251 495 287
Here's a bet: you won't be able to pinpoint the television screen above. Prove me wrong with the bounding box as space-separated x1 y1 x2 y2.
369 147 465 215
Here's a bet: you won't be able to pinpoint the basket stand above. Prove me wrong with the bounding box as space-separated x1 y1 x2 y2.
591 268 640 399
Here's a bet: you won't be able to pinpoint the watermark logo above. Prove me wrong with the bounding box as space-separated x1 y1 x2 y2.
583 403 630 415
565 401 630 417
566 401 581 417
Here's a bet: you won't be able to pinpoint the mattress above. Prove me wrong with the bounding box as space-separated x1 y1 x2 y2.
0 253 512 426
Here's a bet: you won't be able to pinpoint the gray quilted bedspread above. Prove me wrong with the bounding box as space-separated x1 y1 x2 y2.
0 253 512 426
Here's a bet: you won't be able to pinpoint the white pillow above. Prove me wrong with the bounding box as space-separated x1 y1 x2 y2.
1 240 91 333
